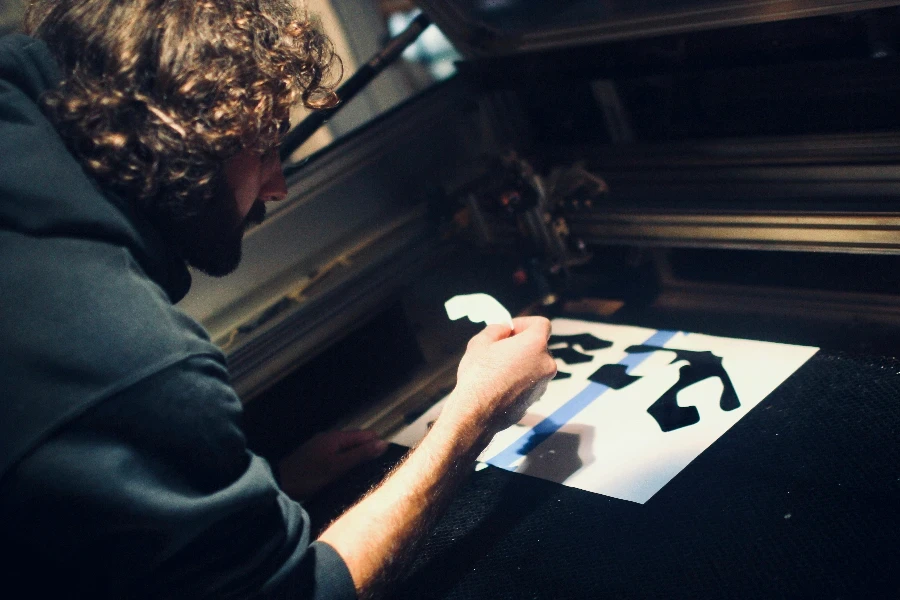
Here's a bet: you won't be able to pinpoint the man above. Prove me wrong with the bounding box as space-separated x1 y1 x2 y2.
0 1 557 599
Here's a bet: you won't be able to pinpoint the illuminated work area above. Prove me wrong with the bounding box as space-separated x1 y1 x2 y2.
1 1 898 598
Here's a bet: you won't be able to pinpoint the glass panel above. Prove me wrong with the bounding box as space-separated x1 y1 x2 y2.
387 9 462 82
285 1 461 162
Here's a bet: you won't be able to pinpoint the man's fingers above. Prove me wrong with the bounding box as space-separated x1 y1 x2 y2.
470 317 551 349
511 316 552 339
469 323 514 347
331 429 380 451
334 438 390 468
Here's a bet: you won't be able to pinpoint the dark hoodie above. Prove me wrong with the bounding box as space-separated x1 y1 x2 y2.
0 34 354 600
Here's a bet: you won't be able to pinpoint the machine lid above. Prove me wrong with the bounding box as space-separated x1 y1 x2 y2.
417 0 900 57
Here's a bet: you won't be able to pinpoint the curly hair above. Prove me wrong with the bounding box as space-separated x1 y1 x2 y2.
24 0 339 223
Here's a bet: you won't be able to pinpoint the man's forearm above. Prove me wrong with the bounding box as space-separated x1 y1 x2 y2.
317 393 487 599
317 317 557 599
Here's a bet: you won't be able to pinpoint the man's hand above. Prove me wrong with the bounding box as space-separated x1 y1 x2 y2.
318 316 557 599
440 316 557 440
278 430 389 501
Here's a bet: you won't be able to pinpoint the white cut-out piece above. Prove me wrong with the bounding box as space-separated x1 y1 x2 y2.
445 293 514 329
391 318 819 504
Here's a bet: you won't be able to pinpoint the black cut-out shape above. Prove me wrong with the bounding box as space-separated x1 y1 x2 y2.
588 363 641 389
549 333 614 379
625 345 741 432
550 347 594 365
549 333 614 353
646 363 701 431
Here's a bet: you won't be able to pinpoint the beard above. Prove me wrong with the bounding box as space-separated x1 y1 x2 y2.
157 176 267 278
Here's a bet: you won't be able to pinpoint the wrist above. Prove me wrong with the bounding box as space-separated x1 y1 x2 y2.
428 391 495 458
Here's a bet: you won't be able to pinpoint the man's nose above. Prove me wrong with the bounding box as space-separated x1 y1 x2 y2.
259 156 288 203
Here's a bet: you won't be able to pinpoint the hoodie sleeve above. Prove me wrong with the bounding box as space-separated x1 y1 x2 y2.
0 354 356 600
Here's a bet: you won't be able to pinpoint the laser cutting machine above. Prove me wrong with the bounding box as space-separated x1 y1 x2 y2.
181 2 900 597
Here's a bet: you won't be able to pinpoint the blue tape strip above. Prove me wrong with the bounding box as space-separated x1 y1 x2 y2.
486 328 679 470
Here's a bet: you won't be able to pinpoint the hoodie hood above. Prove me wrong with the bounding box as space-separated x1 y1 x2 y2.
1 34 220 483
0 34 191 301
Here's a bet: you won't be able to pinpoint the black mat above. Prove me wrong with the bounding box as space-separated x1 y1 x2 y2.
306 351 900 598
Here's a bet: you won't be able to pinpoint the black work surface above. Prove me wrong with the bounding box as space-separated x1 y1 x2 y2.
306 351 900 599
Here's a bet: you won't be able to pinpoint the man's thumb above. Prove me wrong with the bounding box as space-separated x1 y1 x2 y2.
472 323 514 345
